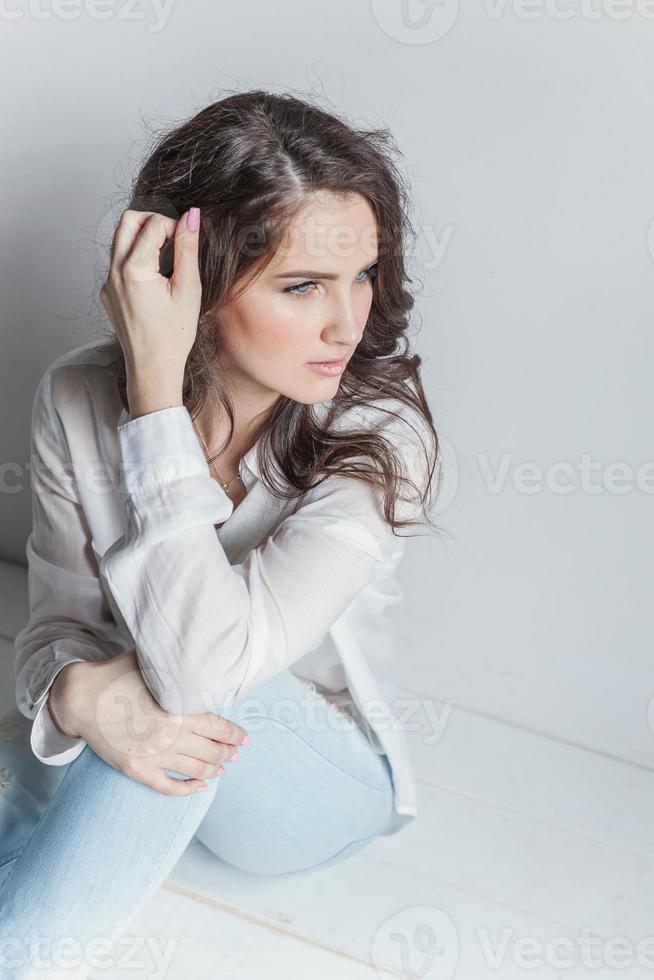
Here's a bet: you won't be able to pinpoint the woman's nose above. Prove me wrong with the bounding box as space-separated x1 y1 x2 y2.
322 298 365 347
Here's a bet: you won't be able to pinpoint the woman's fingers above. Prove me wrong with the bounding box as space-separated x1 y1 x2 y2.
154 774 209 796
171 755 225 781
99 206 204 378
122 212 178 281
171 207 202 297
121 761 208 796
179 731 238 766
110 209 157 269
190 711 248 746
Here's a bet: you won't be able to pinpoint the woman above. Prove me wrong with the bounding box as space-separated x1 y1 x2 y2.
0 90 440 977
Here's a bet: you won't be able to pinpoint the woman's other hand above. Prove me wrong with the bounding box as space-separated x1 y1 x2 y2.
48 648 247 796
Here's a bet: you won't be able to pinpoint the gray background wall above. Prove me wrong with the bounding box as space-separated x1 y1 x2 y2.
1 2 652 766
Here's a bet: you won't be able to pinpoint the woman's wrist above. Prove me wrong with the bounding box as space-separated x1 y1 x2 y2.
47 661 94 739
126 363 184 420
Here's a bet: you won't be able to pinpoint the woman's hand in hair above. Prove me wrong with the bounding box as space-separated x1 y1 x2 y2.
99 207 203 406
49 647 247 796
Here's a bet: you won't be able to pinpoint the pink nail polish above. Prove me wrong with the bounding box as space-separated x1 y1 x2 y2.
196 784 209 792
242 735 250 745
187 207 201 231
230 750 240 761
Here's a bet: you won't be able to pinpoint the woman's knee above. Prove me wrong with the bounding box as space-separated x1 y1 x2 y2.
192 704 395 877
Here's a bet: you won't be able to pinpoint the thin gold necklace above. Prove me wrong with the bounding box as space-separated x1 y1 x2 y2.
192 418 245 499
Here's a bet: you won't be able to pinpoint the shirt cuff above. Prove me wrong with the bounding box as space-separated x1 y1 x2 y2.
30 661 88 766
117 405 211 496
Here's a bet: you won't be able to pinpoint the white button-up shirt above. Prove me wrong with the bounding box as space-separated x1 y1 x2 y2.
14 342 431 824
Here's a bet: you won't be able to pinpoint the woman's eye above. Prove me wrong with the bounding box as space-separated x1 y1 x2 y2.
284 264 378 300
356 263 378 283
285 280 316 298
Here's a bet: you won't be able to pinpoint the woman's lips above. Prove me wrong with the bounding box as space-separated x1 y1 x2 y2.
306 356 347 376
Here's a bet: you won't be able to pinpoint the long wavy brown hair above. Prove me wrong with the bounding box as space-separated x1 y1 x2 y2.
94 89 442 536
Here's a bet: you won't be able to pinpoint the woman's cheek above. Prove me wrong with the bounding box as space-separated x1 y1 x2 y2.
359 292 374 326
264 309 313 356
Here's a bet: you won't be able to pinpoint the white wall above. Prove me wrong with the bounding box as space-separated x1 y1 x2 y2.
1 1 652 765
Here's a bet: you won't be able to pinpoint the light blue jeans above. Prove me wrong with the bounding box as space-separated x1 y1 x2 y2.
0 668 402 978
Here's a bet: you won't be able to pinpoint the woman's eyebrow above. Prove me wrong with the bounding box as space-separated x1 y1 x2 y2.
272 258 379 280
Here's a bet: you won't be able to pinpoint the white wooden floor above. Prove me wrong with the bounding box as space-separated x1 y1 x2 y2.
1 556 652 979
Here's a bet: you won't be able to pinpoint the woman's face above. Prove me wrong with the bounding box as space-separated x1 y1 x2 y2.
215 190 379 409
